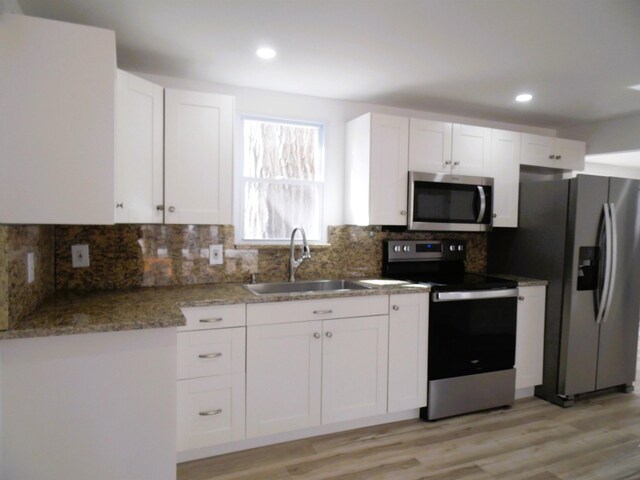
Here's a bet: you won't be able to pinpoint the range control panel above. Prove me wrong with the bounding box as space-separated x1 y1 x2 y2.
386 240 466 262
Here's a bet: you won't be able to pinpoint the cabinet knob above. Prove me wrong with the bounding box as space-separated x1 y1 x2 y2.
325 331 333 338
493 213 497 218
199 409 222 416
116 202 123 209
313 332 321 339
392 305 400 311
400 210 407 216
453 161 460 165
156 205 164 211
518 296 525 301
168 206 176 213
445 161 452 165
555 155 562 160
549 154 555 159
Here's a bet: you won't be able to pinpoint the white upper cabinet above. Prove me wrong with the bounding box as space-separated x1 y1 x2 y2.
164 89 233 225
409 120 490 177
0 14 116 224
408 119 452 174
115 70 164 223
488 129 521 228
520 133 585 171
451 124 491 177
345 113 409 226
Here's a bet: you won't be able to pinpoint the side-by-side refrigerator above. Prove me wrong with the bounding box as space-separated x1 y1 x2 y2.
489 175 640 406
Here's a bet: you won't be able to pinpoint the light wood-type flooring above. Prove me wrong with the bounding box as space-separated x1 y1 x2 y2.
178 355 640 480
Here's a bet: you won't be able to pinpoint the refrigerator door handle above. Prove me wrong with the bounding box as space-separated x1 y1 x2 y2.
602 203 618 323
596 203 613 325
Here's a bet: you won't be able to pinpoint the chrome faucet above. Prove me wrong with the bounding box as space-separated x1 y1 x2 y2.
289 226 311 282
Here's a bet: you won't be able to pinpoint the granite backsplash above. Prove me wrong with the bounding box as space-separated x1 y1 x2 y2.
54 224 486 289
1 224 487 328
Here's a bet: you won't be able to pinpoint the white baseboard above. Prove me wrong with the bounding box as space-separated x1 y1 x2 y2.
515 386 535 399
178 409 420 463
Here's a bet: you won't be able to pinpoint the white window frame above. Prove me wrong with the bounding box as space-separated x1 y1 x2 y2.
235 115 326 245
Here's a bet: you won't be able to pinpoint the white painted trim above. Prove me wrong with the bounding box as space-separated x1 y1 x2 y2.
178 408 419 463
515 386 535 400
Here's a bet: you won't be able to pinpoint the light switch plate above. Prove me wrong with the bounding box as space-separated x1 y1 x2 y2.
71 244 90 268
209 244 223 265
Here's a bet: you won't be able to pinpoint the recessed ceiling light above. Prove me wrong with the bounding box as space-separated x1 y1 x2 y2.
256 47 276 60
515 93 533 103
629 84 640 91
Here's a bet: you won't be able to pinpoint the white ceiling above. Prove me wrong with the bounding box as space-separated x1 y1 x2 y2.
17 0 640 128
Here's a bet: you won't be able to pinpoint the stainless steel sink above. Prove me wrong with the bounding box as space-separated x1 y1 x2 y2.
244 279 372 296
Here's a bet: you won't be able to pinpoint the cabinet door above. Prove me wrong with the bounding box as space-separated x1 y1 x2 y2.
322 316 388 424
0 15 115 224
408 118 452 174
177 374 245 451
515 286 546 390
520 133 555 168
489 129 521 228
554 138 585 171
164 89 233 225
369 114 409 226
388 294 429 412
115 70 164 223
246 321 322 437
451 124 491 177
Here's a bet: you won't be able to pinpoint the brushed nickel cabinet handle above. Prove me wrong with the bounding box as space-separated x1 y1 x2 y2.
199 318 223 323
116 202 123 209
445 161 452 165
392 305 400 311
518 296 525 301
168 206 176 213
156 205 164 211
555 155 562 160
400 210 407 216
313 309 333 315
453 161 460 165
198 353 222 359
549 154 555 159
325 331 333 338
199 409 222 416
313 332 321 339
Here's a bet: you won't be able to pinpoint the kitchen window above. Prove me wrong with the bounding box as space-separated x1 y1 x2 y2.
239 116 324 242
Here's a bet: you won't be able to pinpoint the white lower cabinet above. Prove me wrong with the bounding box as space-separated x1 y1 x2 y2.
177 306 246 452
515 285 547 389
388 293 429 412
321 316 389 424
246 321 323 437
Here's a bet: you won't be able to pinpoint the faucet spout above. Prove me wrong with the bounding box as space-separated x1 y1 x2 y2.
289 227 311 282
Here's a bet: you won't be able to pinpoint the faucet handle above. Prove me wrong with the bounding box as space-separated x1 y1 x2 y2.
302 244 311 259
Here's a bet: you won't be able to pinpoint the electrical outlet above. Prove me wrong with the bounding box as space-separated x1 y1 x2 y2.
26 252 35 284
209 244 223 265
71 244 90 268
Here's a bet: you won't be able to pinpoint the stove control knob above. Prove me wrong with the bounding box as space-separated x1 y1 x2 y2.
393 245 401 252
403 245 411 252
458 245 464 251
449 245 455 252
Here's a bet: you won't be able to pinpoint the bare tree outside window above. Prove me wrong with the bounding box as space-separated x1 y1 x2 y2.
242 118 324 241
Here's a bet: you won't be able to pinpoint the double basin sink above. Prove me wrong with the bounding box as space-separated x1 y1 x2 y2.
244 279 372 296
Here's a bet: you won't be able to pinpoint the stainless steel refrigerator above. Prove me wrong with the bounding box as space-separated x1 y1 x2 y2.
489 174 640 406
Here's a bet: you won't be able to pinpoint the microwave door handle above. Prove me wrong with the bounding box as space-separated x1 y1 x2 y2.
476 186 486 223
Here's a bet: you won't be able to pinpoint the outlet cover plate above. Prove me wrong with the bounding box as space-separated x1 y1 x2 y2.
71 244 90 268
209 244 223 265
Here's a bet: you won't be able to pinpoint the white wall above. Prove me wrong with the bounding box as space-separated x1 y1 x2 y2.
558 113 640 156
140 72 555 237
0 0 22 14
583 160 640 180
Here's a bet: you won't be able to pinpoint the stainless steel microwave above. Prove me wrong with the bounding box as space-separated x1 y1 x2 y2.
407 172 494 232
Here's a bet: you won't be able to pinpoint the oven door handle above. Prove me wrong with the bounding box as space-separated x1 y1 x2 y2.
432 288 519 302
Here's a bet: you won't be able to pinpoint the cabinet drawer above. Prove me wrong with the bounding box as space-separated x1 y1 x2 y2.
177 328 245 380
246 295 389 326
177 375 245 451
180 304 245 331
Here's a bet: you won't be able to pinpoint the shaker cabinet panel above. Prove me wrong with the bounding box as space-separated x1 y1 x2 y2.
408 119 452 174
520 134 585 171
164 89 233 225
388 293 429 412
489 129 521 228
115 70 164 223
0 14 116 224
451 124 491 177
515 285 547 390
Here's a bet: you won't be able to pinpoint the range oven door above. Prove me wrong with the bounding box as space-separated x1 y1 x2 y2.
408 171 493 232
429 288 518 381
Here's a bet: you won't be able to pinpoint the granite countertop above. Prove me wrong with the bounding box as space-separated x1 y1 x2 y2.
489 274 549 287
0 279 430 340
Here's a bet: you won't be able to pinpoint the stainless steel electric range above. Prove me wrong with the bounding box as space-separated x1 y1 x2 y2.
383 239 519 420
